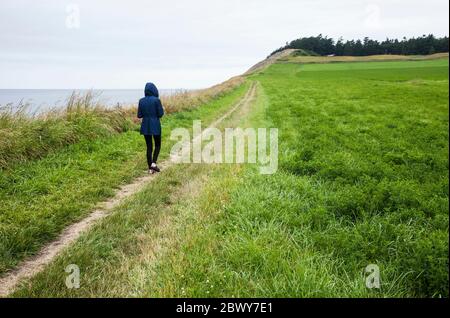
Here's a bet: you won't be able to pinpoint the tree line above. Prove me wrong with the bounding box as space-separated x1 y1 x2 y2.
270 34 449 57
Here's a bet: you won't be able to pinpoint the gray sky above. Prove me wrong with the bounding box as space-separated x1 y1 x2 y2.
0 0 448 89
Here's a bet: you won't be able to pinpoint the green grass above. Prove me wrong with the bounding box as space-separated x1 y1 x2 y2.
297 58 449 72
0 82 249 274
0 78 245 170
280 52 449 64
10 59 449 298
11 163 227 297
0 92 135 170
10 83 256 297
248 59 449 296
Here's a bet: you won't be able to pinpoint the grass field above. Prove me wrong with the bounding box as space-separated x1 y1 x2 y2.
0 82 249 274
280 52 449 64
7 57 448 297
247 58 449 297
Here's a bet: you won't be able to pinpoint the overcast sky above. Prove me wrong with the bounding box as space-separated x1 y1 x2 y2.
0 0 448 89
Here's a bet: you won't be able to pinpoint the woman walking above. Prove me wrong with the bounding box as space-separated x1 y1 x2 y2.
137 82 164 174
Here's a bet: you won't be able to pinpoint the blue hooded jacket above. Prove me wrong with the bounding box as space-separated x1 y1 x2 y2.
137 82 164 135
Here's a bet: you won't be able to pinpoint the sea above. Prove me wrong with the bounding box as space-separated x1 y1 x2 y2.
0 89 182 114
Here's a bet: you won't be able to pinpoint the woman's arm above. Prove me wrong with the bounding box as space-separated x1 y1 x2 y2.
157 99 164 118
137 101 143 118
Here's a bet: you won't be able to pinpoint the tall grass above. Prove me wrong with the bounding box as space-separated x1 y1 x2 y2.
0 77 245 170
0 92 134 170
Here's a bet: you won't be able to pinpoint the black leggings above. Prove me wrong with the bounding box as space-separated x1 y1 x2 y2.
144 135 161 168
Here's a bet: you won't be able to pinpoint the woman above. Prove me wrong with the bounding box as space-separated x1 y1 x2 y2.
137 82 164 174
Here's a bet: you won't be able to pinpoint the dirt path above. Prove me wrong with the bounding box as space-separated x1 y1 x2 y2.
0 82 258 297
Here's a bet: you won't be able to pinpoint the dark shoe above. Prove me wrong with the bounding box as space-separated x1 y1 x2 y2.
150 163 160 172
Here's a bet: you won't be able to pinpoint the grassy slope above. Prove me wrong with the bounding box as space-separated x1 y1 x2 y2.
0 82 249 274
12 59 449 297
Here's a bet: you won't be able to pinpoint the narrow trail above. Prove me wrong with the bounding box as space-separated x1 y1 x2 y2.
0 81 257 297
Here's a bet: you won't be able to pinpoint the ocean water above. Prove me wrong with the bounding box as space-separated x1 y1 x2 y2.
0 89 181 114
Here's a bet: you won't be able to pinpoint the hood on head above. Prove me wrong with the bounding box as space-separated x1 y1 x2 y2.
144 82 159 97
